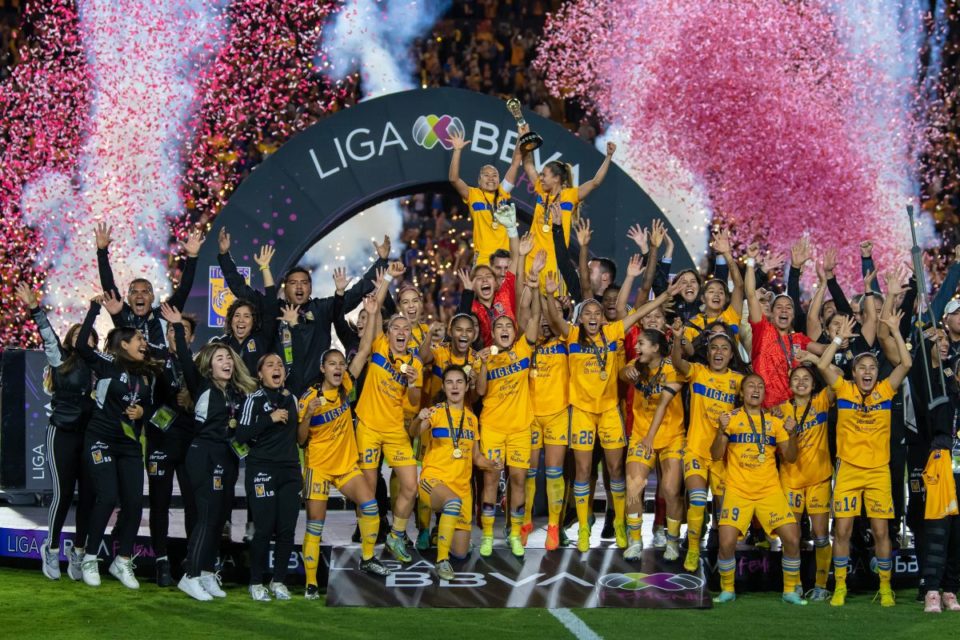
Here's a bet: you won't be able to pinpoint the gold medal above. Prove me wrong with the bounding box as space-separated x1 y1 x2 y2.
490 346 499 356
491 221 500 230
530 368 538 378
452 448 463 460
541 224 551 233
400 363 410 374
318 395 327 407
844 350 853 361
757 453 766 463
599 371 608 381
462 365 472 376
228 418 238 429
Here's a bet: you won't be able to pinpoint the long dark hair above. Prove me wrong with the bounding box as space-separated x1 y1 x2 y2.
44 323 99 393
224 299 260 338
105 327 164 377
635 328 669 382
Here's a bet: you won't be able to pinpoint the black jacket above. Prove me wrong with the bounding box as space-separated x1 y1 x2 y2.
235 386 300 468
32 307 95 431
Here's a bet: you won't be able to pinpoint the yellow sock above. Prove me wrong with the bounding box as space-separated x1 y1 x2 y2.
510 508 523 537
686 491 707 550
437 499 461 562
814 537 831 589
545 468 564 526
876 556 893 588
358 500 379 560
303 520 323 587
481 503 495 537
782 555 801 594
834 557 848 588
627 514 642 544
573 481 591 530
391 515 408 538
667 517 681 540
609 478 626 527
524 472 537 526
718 557 736 593
416 495 432 532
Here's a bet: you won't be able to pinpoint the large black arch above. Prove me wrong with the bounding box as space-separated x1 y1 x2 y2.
184 87 694 342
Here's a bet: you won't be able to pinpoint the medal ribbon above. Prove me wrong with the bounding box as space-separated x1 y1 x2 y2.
444 403 466 454
744 409 767 460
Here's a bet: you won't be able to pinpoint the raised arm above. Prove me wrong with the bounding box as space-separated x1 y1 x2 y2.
94 223 122 300
160 303 201 397
859 271 879 346
253 244 276 289
860 241 882 295
577 141 616 200
806 262 827 340
521 270 542 342
521 145 539 186
744 243 763 323
822 247 853 317
811 315 857 387
789 237 812 330
622 279 682 330
711 228 744 312
167 227 203 311
932 245 960 319
74 298 120 380
343 236 391 312
882 309 912 388
670 317 691 377
575 218 593 302
217 228 265 304
877 270 904 364
502 135 522 189
475 348 491 396
513 230 532 302
447 131 472 201
616 254 644 320
16 284 65 367
542 273 571 338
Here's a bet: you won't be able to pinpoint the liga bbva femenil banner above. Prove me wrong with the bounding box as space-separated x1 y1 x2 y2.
327 547 712 609
185 88 692 340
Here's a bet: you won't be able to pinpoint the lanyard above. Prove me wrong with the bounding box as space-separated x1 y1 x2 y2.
744 409 767 459
591 326 609 377
635 359 665 398
481 188 501 212
776 332 794 373
791 398 813 436
126 376 141 412
542 191 559 227
444 403 466 452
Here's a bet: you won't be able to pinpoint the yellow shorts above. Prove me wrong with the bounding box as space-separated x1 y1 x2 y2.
626 432 685 469
419 477 473 531
303 466 363 501
531 421 543 452
781 477 832 516
356 421 416 470
720 490 797 535
535 409 570 447
833 460 894 519
482 428 531 469
683 450 725 497
570 406 625 451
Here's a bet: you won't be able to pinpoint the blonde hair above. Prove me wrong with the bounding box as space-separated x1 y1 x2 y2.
194 343 258 394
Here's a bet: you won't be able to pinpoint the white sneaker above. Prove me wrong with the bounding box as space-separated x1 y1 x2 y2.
249 584 271 602
108 555 140 589
41 543 61 580
81 554 101 587
179 575 214 601
199 571 227 598
653 527 667 549
269 581 291 601
664 539 680 561
243 522 255 543
624 542 644 561
67 548 84 581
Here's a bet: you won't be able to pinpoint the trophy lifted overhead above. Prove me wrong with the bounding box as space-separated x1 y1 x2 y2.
506 97 544 153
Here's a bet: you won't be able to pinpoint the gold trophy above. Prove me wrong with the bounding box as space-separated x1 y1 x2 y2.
506 98 543 153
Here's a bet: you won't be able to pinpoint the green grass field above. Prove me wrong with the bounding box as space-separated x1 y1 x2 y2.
2 567 957 639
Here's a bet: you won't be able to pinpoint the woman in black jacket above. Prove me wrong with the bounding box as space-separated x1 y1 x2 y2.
160 302 258 601
16 283 97 583
74 293 160 590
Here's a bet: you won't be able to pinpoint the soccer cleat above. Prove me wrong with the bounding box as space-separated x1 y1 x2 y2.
875 585 896 608
199 571 227 598
683 548 700 573
179 575 213 601
249 584 271 602
67 548 84 581
600 514 615 539
508 535 525 558
435 560 455 581
416 529 431 552
614 522 628 549
269 581 291 601
81 555 101 587
519 522 534 546
359 556 392 577
782 592 808 606
479 536 494 557
156 558 174 587
385 532 412 563
243 522 255 544
624 543 643 561
653 527 667 549
942 592 960 611
577 527 590 553
108 556 140 590
805 587 831 602
924 591 942 613
830 585 847 607
545 525 560 551
559 527 571 548
41 543 61 580
663 540 680 562
305 585 321 600
713 591 736 604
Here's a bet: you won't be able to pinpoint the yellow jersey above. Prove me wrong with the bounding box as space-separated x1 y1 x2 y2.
530 338 569 416
526 179 579 288
683 306 742 345
480 338 534 432
630 358 686 448
722 408 790 499
298 375 358 476
402 321 431 416
833 378 896 468
686 363 743 460
356 335 423 433
426 345 481 406
566 320 625 413
420 403 479 495
777 390 833 488
465 186 510 265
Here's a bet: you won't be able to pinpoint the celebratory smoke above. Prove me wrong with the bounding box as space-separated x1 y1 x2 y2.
541 0 931 290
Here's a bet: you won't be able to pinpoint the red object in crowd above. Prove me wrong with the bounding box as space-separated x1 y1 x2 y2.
472 271 517 346
749 316 811 408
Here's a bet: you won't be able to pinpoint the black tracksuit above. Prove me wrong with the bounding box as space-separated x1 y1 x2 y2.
146 349 197 558
76 303 155 557
235 386 300 585
173 323 243 576
32 307 95 550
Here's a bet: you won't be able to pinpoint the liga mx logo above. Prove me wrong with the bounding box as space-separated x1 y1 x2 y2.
412 114 464 150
